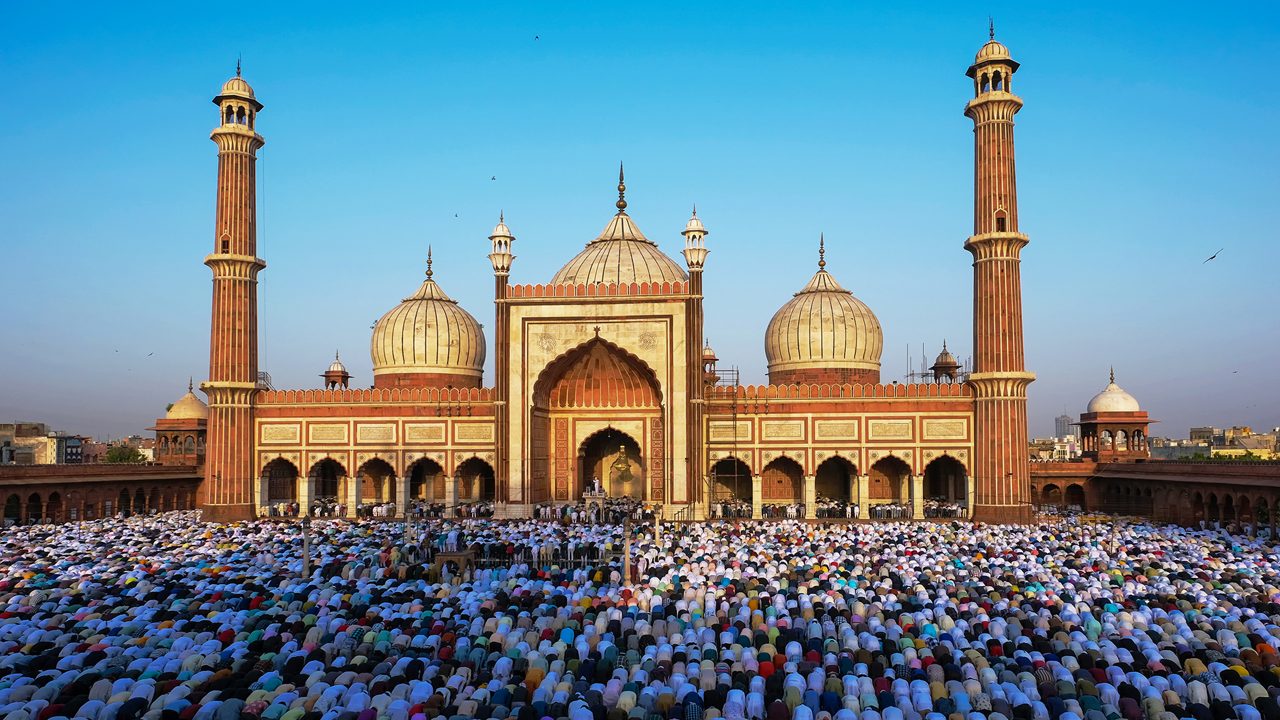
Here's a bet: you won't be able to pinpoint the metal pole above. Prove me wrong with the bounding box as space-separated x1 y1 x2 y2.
301 516 312 578
623 517 632 584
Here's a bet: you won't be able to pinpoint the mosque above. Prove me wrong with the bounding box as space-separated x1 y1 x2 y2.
188 32 1036 523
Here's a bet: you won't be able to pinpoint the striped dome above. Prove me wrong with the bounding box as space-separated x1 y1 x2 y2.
764 248 882 380
370 260 485 386
551 211 687 286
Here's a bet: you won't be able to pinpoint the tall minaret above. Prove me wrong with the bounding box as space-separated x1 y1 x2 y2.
202 64 266 522
489 212 515 503
963 25 1035 523
681 206 709 511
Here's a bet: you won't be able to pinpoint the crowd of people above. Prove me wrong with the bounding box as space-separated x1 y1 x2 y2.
761 503 807 519
534 497 657 524
923 500 966 518
453 501 495 518
814 498 859 519
1 510 1279 720
868 502 912 519
710 499 754 519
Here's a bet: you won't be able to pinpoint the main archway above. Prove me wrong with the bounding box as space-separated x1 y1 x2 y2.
530 335 664 503
580 428 644 498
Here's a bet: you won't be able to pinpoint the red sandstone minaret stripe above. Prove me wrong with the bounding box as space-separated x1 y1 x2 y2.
964 32 1035 523
202 73 265 522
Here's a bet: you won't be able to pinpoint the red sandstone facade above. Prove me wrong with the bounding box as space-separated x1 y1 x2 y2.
194 36 1043 522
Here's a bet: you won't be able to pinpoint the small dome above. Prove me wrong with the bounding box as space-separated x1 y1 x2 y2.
327 352 348 374
371 252 485 386
765 238 882 380
702 343 718 361
932 343 959 369
167 382 209 421
489 213 513 240
1086 370 1141 413
220 75 256 100
975 38 1011 63
550 211 687 286
683 209 707 236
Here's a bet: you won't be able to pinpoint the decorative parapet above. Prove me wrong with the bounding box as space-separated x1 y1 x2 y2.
506 281 689 299
257 386 494 405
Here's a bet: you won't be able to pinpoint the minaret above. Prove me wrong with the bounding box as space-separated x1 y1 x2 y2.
681 205 709 511
202 64 266 522
489 212 515 502
963 25 1035 523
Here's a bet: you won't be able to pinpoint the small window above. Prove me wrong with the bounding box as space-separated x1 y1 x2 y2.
221 239 230 253
996 217 1006 231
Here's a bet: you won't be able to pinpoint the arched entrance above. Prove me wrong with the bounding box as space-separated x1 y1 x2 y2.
26 493 42 523
262 458 299 512
1042 484 1062 506
710 457 752 503
761 457 803 504
358 458 397 507
580 429 644 499
815 457 855 502
869 456 910 503
3 494 19 525
530 336 664 503
408 457 445 502
308 458 346 515
456 457 497 502
923 455 967 517
1065 483 1086 511
46 492 62 522
118 489 132 517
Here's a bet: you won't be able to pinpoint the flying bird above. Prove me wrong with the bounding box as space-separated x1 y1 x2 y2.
490 176 496 181
1203 248 1223 263
535 35 540 40
146 352 154 357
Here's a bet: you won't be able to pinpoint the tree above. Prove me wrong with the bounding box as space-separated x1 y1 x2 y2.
104 445 146 464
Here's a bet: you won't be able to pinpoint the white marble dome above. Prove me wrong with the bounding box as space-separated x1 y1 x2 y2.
1086 371 1141 413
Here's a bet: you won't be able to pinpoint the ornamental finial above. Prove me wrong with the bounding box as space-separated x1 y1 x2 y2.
426 245 434 279
616 162 627 212
818 233 826 269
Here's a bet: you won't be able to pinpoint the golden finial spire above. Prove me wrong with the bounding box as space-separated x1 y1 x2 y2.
426 245 434 279
616 162 627 213
236 55 242 77
989 17 995 40
335 349 340 361
1110 366 1115 384
692 203 697 217
942 339 948 352
499 209 504 223
188 377 194 393
818 233 826 269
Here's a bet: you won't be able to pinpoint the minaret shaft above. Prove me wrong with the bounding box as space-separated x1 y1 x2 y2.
964 37 1035 524
202 76 265 522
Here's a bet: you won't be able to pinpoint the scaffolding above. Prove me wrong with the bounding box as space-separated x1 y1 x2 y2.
706 367 747 506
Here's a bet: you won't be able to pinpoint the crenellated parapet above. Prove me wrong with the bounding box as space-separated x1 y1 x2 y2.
258 386 494 406
708 382 972 402
507 281 689 300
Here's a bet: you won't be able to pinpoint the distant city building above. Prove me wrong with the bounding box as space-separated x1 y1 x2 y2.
1190 426 1223 445
0 424 87 465
1055 414 1072 439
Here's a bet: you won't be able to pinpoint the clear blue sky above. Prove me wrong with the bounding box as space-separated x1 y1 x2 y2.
3 3 1278 440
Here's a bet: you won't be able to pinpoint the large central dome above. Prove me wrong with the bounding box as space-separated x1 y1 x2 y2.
550 168 688 286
